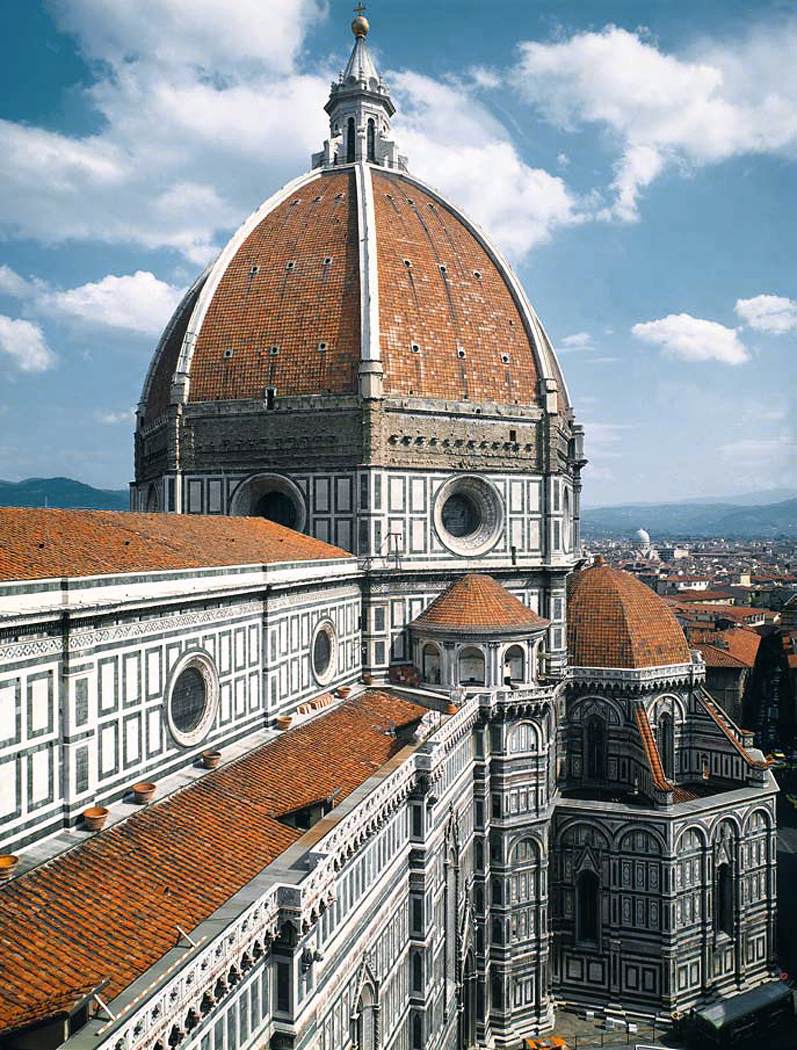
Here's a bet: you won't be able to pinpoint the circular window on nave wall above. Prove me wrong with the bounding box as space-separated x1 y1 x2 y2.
311 620 337 685
434 474 504 556
167 653 220 747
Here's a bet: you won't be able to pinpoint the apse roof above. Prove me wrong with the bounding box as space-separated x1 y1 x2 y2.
568 557 692 669
412 573 548 635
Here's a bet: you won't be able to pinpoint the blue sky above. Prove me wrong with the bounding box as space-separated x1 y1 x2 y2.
0 0 794 505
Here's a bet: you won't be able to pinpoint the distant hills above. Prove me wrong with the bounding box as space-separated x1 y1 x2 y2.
0 477 129 511
582 498 797 539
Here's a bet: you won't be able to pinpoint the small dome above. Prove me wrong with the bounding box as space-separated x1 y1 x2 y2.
568 559 691 669
412 574 548 635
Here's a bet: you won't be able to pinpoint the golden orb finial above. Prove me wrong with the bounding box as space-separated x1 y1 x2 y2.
352 15 369 38
352 3 369 38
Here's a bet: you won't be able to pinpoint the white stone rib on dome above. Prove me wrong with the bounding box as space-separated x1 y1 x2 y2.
137 263 211 418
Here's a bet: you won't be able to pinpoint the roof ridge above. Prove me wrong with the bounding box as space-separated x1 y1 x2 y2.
633 704 673 793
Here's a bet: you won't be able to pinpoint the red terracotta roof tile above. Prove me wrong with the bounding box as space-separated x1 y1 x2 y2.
373 173 541 404
696 628 761 669
696 690 768 769
0 690 427 1033
188 171 361 402
0 508 351 582
568 558 692 669
412 574 548 633
634 705 672 792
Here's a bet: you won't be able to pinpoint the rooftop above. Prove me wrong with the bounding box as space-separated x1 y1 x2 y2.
0 508 352 582
568 558 692 669
411 574 549 634
695 627 761 669
0 690 427 1034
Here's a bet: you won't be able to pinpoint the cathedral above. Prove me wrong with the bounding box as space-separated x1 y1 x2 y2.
0 14 781 1050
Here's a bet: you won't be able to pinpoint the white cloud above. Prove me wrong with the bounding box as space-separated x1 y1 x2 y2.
0 2 586 265
96 408 135 424
735 294 797 334
515 22 797 220
52 0 324 77
44 271 184 337
0 265 45 300
469 66 501 90
0 1 330 262
392 72 581 259
632 313 749 365
560 331 593 350
719 436 797 464
0 315 56 372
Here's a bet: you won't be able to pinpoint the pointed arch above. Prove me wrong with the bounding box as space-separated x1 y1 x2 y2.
577 869 600 944
585 714 606 780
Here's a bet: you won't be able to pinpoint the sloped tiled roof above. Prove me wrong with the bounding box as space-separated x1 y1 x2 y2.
697 689 768 769
0 508 352 582
697 628 761 669
568 558 691 669
634 705 672 792
0 690 427 1034
412 574 548 634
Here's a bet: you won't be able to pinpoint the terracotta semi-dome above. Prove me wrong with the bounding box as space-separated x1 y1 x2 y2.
139 22 567 425
568 557 692 669
412 574 548 636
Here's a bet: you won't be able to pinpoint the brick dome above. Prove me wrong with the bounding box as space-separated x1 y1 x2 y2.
412 574 548 635
568 558 692 669
140 165 568 424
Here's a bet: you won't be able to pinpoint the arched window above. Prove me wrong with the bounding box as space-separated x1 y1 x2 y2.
503 645 525 685
356 985 377 1050
346 116 356 163
536 640 546 680
563 488 571 552
422 643 441 685
658 712 674 780
458 647 485 686
717 863 733 936
254 489 298 528
577 870 599 943
411 1013 423 1050
445 853 458 980
462 950 477 1048
367 118 376 162
411 951 423 992
585 715 606 780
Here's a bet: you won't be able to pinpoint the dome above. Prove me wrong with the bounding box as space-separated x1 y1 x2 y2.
568 557 691 669
636 527 651 547
412 574 549 635
140 167 568 424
